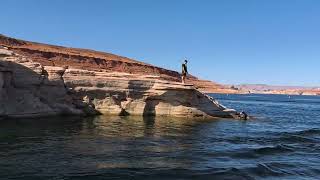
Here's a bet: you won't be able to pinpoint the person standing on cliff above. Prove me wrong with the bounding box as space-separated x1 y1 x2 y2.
181 59 188 84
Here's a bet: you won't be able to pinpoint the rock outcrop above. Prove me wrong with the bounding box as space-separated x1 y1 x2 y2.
0 34 236 93
0 35 239 119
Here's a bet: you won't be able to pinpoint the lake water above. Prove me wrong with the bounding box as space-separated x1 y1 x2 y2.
1 94 320 180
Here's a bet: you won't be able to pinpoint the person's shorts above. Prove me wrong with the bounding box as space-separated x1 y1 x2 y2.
182 72 186 76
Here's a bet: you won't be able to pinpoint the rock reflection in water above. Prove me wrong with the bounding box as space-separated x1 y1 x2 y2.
69 115 213 170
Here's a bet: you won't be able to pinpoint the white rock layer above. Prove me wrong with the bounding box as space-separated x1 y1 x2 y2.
0 48 237 119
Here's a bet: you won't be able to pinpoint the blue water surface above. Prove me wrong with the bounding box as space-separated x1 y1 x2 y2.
0 94 320 180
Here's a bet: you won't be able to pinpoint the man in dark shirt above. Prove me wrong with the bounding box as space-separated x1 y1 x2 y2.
181 60 188 84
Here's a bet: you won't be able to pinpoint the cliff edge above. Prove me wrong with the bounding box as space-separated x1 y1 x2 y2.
0 35 239 119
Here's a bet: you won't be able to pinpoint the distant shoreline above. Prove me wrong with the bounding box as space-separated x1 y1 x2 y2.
207 91 320 96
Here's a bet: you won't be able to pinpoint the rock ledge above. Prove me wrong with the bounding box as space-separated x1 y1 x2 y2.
0 48 239 119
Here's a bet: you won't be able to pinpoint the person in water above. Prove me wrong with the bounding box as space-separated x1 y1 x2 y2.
181 60 188 84
239 111 248 120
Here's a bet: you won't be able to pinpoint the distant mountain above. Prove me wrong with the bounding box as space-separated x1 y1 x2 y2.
233 84 320 95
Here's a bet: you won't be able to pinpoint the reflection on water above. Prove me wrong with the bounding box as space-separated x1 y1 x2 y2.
1 94 320 179
0 116 227 179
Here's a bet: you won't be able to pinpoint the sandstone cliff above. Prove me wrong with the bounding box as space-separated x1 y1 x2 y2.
0 36 239 119
0 34 230 93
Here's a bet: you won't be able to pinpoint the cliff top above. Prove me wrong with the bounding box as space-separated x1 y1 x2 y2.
0 34 233 93
0 34 149 65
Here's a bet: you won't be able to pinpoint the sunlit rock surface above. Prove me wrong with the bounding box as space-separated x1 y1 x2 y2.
0 48 236 119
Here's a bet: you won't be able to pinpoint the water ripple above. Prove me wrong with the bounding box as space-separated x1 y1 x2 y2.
1 94 320 179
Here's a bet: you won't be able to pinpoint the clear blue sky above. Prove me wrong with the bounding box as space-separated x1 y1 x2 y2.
1 0 319 86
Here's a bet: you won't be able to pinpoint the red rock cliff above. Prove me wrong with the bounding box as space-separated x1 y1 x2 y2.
0 34 231 92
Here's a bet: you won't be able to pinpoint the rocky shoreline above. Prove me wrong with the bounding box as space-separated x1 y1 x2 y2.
0 37 240 119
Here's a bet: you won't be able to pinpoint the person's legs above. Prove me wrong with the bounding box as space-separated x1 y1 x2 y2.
181 75 186 84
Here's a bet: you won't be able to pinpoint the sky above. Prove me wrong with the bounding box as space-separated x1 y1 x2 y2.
1 0 319 86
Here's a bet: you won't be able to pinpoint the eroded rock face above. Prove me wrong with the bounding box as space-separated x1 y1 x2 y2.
0 34 237 93
0 49 236 119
